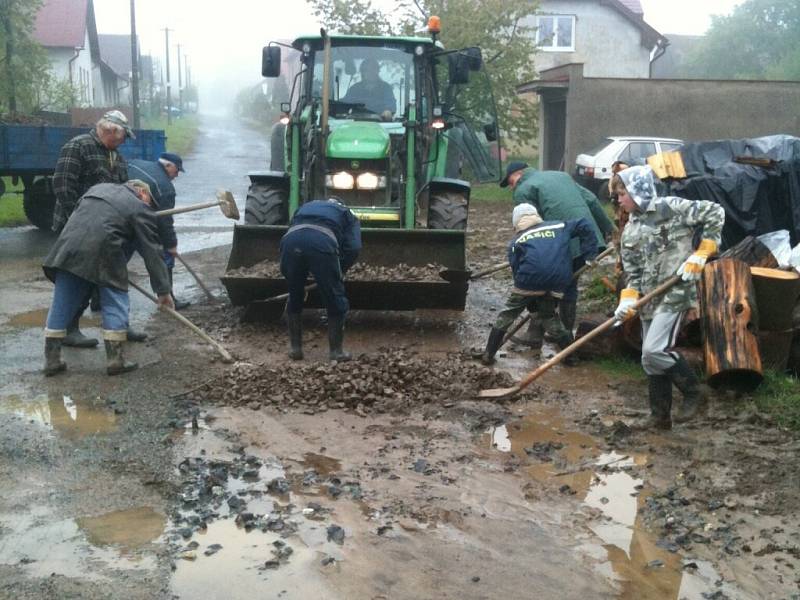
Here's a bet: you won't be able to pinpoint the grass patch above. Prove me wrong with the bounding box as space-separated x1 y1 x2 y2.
752 370 800 432
593 355 646 381
142 115 200 155
471 183 512 203
0 177 27 227
583 275 616 301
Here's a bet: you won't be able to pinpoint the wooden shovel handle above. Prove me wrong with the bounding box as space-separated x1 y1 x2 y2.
155 199 220 217
175 253 216 302
513 275 681 393
128 280 234 363
470 261 510 280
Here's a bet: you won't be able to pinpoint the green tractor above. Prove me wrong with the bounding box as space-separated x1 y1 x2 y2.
223 23 501 317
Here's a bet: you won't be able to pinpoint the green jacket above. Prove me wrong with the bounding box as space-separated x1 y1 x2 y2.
512 169 614 258
621 196 725 318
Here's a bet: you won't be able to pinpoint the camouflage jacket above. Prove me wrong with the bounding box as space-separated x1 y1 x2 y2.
621 196 725 319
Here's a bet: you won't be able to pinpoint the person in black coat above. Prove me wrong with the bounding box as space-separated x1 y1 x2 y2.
42 181 174 376
279 199 362 361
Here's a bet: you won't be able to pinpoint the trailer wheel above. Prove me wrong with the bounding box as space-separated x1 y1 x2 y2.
23 177 56 231
270 122 286 172
244 182 288 225
428 190 467 230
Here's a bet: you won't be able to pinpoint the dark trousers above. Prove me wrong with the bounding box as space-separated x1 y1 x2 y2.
280 238 348 317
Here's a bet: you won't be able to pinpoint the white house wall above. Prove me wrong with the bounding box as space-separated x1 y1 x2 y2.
45 31 95 106
525 1 651 78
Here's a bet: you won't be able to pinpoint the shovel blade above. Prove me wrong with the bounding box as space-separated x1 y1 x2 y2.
477 385 521 400
439 269 471 284
217 190 240 220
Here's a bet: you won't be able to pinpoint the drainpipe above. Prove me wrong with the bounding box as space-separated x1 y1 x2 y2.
649 38 669 78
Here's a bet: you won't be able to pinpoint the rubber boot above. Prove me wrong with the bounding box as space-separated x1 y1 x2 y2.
105 340 138 375
511 318 543 350
559 298 577 334
287 312 303 360
638 374 673 430
43 338 67 376
127 328 148 342
480 327 506 366
668 356 704 423
328 315 352 362
169 267 191 310
62 314 99 348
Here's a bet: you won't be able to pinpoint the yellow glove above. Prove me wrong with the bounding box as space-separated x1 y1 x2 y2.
614 288 639 321
677 239 717 282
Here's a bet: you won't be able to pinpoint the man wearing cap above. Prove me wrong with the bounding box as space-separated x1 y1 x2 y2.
478 203 598 366
51 110 134 348
128 152 190 310
42 181 174 377
500 162 614 345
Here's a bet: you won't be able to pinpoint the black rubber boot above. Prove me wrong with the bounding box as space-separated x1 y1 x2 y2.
127 328 148 342
480 327 506 366
168 267 191 310
105 340 138 375
287 312 303 360
668 356 704 423
328 315 352 362
62 314 98 348
559 298 577 333
43 338 67 376
511 318 543 349
642 374 673 430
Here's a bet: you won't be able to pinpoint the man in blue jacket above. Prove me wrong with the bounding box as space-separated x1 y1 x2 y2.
479 203 598 366
280 198 362 361
128 152 190 312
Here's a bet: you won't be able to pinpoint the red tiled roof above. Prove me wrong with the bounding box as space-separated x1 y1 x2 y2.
33 0 89 48
617 0 643 14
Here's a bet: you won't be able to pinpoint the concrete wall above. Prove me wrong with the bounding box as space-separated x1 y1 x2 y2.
552 64 800 172
523 0 651 78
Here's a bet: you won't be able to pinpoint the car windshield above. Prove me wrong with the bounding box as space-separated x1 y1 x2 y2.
312 45 415 121
585 138 613 156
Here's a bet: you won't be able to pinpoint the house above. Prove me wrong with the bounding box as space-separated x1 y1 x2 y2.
650 34 705 79
98 34 137 105
32 0 123 107
524 0 666 78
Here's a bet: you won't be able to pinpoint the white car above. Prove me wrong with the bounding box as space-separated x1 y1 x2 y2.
574 136 684 201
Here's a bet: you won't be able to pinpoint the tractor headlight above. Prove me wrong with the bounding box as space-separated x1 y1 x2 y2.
326 171 355 190
356 172 386 190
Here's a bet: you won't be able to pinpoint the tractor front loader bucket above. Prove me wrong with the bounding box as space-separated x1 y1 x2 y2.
222 225 468 321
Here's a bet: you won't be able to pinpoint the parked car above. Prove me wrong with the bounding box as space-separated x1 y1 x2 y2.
574 136 684 201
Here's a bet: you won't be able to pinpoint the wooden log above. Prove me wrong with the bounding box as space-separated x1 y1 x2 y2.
719 236 779 269
573 315 629 359
699 258 762 390
757 331 792 371
749 267 800 332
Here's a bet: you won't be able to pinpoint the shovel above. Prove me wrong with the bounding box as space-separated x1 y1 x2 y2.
243 283 317 321
175 253 218 303
478 275 680 400
128 280 234 363
439 260 509 284
155 190 240 220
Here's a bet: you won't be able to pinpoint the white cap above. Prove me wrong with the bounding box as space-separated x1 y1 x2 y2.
512 203 540 228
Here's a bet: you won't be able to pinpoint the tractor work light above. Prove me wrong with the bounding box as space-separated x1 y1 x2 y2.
356 172 387 190
327 171 355 190
279 113 290 125
428 16 441 34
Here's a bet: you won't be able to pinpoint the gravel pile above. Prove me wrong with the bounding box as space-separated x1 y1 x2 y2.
193 350 519 414
226 260 447 282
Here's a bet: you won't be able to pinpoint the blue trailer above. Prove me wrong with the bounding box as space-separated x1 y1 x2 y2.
0 124 166 230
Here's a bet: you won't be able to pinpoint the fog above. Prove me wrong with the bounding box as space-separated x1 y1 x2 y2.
93 0 743 114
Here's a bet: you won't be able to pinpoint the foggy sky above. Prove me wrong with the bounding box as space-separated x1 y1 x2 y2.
92 0 743 112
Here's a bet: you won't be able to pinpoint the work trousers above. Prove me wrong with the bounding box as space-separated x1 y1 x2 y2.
494 293 568 344
45 270 130 341
640 311 684 375
280 234 348 317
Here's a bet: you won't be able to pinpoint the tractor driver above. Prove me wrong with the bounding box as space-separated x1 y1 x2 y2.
341 58 396 116
279 198 362 362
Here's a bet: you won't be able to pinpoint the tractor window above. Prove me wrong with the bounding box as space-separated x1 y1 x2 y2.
312 46 415 121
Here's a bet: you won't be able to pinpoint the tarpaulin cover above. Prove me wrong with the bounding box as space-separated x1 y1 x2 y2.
667 135 800 249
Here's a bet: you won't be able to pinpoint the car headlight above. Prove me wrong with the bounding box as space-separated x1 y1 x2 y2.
356 172 387 190
326 171 355 190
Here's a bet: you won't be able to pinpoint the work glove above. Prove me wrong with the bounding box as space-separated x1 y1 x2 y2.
677 239 717 282
614 288 639 322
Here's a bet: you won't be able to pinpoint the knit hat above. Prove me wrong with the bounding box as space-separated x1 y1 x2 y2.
512 203 541 229
618 165 657 211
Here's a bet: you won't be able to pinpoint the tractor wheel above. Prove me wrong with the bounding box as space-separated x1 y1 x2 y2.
244 182 288 225
428 190 468 230
269 122 286 172
23 177 56 231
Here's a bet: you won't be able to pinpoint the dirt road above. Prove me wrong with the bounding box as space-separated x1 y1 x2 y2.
1 120 798 600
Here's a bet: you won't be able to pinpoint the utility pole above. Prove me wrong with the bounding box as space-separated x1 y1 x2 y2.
163 27 172 124
2 5 17 113
176 43 183 113
129 0 140 128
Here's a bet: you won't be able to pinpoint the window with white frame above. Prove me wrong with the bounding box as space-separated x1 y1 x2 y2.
536 15 575 52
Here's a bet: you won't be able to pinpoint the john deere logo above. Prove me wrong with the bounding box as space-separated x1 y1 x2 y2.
351 161 360 169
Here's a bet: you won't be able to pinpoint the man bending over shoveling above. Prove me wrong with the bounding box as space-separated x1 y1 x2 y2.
42 180 174 377
478 204 598 366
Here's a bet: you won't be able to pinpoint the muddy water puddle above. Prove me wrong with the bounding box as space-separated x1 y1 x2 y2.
485 408 742 599
77 507 166 554
6 307 101 329
0 392 116 438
